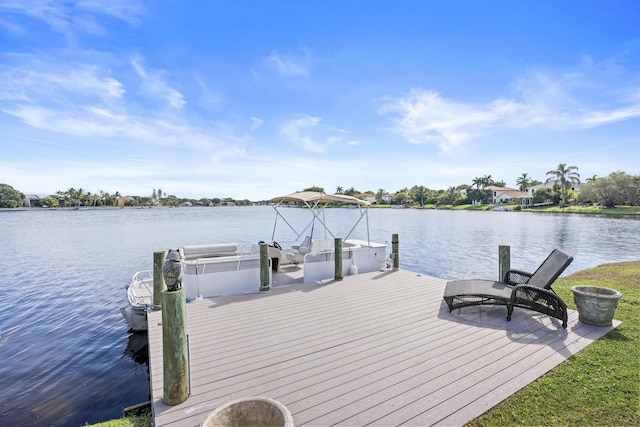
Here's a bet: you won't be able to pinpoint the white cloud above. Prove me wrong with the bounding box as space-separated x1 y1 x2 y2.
131 57 186 110
76 0 145 26
266 50 310 77
193 74 223 109
279 114 350 153
0 0 144 39
380 67 640 151
378 90 514 151
280 115 323 152
250 117 264 130
0 62 125 101
512 71 640 129
0 56 243 152
0 15 26 36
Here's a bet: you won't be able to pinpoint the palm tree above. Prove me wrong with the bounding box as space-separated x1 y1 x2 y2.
586 175 598 183
473 175 494 189
472 176 483 189
546 163 580 208
66 187 81 207
344 187 357 196
411 185 428 208
335 186 344 194
516 173 530 191
437 186 457 206
56 190 69 207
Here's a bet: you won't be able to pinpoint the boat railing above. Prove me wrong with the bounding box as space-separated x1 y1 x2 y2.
197 253 262 274
128 270 153 307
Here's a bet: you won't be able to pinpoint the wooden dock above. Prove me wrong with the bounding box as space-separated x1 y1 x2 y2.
148 269 619 426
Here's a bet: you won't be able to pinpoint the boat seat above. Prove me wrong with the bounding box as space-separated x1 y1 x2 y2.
291 236 312 252
180 243 239 261
286 238 335 264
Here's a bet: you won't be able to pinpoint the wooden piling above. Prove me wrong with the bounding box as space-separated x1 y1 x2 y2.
260 243 270 291
499 245 511 282
161 288 189 406
153 250 166 309
335 238 343 281
392 234 399 269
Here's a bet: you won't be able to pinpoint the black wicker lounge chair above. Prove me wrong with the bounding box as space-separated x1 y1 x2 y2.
443 249 573 328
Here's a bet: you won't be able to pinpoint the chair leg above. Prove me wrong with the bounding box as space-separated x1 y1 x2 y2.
507 304 514 321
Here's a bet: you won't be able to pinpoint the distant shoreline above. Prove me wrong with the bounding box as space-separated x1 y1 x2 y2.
3 204 639 216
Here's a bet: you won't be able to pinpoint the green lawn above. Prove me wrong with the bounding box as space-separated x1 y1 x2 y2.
87 407 151 427
526 205 640 215
402 204 640 215
467 260 640 426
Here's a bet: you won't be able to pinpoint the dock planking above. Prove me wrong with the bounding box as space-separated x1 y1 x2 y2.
148 269 619 426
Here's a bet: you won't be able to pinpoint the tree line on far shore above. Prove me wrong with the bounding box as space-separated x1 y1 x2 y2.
311 165 639 208
1 164 638 209
0 185 254 208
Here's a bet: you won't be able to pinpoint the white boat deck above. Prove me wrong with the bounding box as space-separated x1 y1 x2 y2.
148 269 619 427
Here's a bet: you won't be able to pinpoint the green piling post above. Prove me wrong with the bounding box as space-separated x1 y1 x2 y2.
499 245 511 282
153 250 166 309
335 238 343 281
260 243 270 291
161 288 189 406
392 234 399 269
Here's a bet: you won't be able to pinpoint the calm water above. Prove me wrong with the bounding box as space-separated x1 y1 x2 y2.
1 207 638 426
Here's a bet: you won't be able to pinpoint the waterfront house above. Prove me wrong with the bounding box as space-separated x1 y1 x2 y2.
117 196 135 207
23 194 44 207
359 193 376 203
494 190 531 206
485 186 517 203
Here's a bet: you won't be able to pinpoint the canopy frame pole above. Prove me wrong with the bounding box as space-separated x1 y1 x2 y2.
309 202 336 239
343 205 370 243
271 202 301 241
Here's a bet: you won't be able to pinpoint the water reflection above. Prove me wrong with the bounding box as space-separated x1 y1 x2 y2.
123 333 149 368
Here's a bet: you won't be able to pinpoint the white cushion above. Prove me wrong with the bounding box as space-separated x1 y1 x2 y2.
181 243 238 260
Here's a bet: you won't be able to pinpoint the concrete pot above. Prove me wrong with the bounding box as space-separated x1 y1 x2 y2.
571 286 622 326
201 397 293 427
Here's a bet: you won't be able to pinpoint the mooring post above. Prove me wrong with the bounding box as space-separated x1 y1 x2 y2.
335 238 343 281
259 242 270 291
499 245 511 282
392 233 399 269
153 250 166 309
161 287 189 406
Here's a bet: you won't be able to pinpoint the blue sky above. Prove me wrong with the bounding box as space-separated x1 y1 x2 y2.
1 0 639 200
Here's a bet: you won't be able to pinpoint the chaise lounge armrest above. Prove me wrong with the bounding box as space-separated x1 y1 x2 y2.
504 268 533 285
509 284 568 328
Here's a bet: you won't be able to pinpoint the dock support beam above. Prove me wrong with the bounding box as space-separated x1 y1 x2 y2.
260 243 270 291
161 288 189 406
335 238 343 281
392 234 399 269
153 250 166 309
499 245 510 282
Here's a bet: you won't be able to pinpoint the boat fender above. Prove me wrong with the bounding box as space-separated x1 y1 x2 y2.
349 261 359 276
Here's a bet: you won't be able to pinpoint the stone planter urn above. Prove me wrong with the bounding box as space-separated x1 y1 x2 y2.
571 286 622 326
201 397 293 427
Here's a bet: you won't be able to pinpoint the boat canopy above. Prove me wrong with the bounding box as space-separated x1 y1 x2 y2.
269 191 371 243
269 191 370 206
